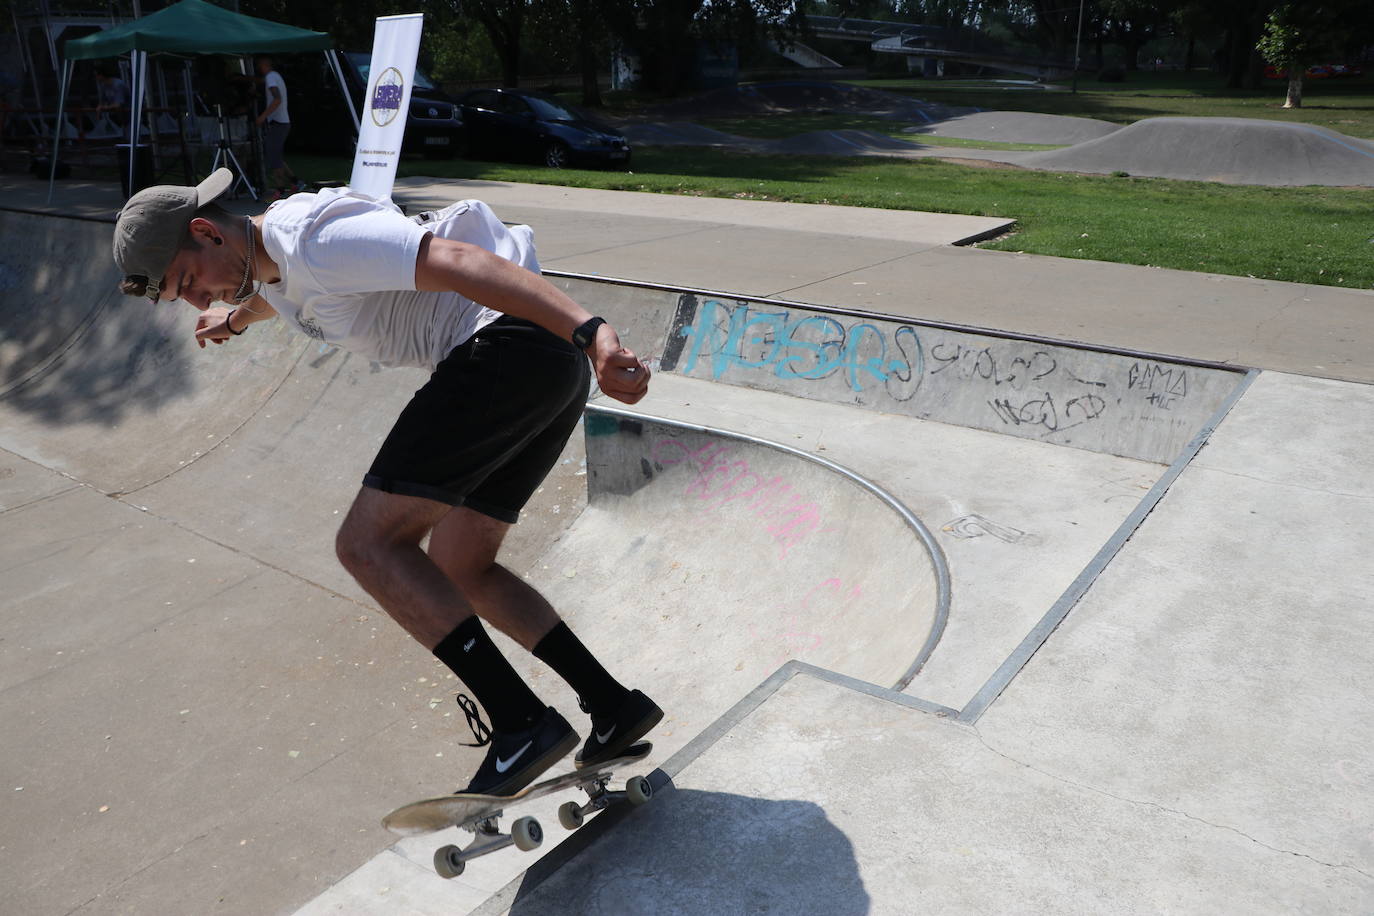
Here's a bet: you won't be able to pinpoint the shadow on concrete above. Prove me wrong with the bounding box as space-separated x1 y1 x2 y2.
505 787 870 915
0 209 197 426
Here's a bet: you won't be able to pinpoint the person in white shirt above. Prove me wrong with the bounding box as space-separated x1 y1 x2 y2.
254 56 300 198
111 170 663 796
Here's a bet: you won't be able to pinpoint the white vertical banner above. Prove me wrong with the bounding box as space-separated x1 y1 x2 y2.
349 13 424 201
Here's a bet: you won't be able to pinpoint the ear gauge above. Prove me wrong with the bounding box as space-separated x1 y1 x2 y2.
214 237 223 245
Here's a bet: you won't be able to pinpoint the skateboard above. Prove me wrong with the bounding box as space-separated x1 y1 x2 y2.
382 743 655 879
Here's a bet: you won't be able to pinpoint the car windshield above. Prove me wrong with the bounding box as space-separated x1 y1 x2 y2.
345 52 438 91
524 96 581 122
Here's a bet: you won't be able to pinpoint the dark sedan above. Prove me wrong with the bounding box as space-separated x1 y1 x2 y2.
456 89 631 170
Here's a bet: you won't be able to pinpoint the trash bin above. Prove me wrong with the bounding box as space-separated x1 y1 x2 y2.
116 143 153 197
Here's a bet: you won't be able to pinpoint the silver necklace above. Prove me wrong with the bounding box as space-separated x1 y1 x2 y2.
230 216 261 304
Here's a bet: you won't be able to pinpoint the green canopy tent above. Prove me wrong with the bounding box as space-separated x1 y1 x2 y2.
49 0 359 202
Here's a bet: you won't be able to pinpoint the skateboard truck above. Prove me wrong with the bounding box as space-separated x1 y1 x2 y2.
558 771 652 829
434 812 544 879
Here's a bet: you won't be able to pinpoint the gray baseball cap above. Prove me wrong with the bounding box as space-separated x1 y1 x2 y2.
112 168 234 299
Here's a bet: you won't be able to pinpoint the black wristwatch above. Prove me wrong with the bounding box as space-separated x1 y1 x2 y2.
571 316 606 350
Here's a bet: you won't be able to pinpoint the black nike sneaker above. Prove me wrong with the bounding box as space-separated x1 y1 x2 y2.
575 689 663 769
455 696 579 797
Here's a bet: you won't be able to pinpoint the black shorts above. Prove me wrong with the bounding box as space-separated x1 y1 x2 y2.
362 315 591 523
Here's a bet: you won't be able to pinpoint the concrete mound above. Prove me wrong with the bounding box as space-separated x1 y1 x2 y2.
910 111 1120 145
769 129 922 156
1022 116 1374 186
618 120 758 149
652 80 973 123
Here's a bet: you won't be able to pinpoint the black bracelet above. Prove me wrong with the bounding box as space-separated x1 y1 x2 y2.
227 308 245 336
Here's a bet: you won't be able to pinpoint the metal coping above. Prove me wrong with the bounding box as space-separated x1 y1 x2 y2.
584 401 952 692
957 367 1261 724
471 661 958 916
545 268 1255 376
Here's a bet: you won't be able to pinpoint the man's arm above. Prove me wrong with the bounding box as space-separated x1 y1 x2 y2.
414 234 650 405
194 296 278 348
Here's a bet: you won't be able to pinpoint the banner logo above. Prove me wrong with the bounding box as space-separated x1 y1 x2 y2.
369 67 405 127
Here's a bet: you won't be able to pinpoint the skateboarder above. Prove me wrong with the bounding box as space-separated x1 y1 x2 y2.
112 169 662 797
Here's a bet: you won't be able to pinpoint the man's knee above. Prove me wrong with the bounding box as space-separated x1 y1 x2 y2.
335 489 442 576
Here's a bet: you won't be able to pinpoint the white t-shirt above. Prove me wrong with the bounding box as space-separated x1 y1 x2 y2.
258 189 536 371
263 70 290 124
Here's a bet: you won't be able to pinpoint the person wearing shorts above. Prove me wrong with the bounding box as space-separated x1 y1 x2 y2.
111 170 663 796
254 56 300 198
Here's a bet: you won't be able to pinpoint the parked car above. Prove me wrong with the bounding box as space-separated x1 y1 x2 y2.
289 52 464 158
342 52 464 157
455 88 631 170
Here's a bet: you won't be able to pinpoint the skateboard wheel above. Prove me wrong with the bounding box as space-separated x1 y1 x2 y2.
512 816 543 852
434 844 465 879
558 801 585 830
626 775 652 806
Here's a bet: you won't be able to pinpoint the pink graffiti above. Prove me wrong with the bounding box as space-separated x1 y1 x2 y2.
651 438 829 558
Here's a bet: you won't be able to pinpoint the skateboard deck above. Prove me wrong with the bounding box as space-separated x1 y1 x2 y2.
382 743 655 878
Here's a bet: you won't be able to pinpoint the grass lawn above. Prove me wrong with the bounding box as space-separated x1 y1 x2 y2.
292 148 1374 290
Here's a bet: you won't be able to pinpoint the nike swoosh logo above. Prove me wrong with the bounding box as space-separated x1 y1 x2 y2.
595 725 617 745
495 741 533 773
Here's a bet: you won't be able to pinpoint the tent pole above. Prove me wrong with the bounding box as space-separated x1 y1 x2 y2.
326 50 359 133
128 50 145 198
45 57 72 205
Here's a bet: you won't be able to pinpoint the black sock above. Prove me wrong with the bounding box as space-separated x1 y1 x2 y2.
433 617 545 733
532 622 629 717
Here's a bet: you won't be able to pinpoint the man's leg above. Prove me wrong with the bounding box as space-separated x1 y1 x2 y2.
425 504 559 650
429 504 661 766
336 486 577 795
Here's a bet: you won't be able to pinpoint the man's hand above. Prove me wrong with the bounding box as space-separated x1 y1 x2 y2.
590 324 650 405
194 307 235 348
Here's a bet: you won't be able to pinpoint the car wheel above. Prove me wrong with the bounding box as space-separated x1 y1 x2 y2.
544 140 570 169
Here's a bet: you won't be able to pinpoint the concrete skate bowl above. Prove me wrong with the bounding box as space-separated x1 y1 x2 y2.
505 408 949 755
1021 116 1374 186
0 206 947 718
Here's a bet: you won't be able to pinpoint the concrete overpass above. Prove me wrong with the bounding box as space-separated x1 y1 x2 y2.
804 15 1074 79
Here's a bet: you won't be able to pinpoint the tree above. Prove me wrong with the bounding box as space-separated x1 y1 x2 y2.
1099 0 1174 71
1255 3 1337 108
465 0 530 86
612 0 809 96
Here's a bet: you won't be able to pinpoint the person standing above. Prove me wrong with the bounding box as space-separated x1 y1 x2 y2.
95 66 130 128
254 56 300 198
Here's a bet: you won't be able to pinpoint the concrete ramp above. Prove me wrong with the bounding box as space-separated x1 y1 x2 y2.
0 210 305 494
1022 116 1374 186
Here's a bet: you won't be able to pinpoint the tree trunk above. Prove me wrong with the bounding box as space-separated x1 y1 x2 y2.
579 41 602 107
1123 37 1141 71
1284 73 1303 108
1184 37 1194 71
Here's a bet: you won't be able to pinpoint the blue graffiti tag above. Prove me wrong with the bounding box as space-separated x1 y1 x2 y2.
678 299 916 394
